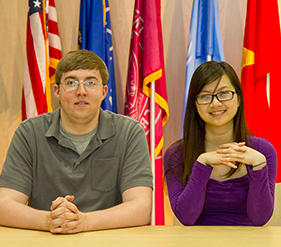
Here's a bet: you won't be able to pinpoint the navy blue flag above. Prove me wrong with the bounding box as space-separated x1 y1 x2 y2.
181 0 225 136
79 0 117 113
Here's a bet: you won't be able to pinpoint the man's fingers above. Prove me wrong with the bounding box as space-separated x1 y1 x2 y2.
49 206 68 218
50 195 75 210
61 201 79 213
65 195 75 202
50 225 80 234
49 218 81 234
50 197 67 210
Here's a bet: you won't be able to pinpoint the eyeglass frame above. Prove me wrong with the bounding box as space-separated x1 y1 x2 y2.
59 80 103 91
195 90 236 105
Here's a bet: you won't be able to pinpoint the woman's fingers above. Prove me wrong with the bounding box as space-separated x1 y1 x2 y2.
219 142 246 151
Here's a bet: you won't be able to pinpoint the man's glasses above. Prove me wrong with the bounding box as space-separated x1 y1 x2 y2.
60 80 102 91
196 91 236 105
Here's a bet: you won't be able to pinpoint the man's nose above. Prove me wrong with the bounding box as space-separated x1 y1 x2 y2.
76 82 88 95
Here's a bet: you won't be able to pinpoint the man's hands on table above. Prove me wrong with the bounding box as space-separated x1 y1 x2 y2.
48 195 83 234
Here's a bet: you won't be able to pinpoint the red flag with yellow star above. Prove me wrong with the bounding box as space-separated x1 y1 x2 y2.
241 0 281 182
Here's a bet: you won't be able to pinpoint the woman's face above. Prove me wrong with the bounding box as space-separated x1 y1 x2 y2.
195 74 240 131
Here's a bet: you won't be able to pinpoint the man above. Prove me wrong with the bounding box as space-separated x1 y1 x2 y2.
0 50 153 234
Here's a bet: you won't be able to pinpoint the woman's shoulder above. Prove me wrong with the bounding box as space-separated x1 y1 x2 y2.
164 140 184 172
164 140 183 164
165 140 183 157
248 135 276 155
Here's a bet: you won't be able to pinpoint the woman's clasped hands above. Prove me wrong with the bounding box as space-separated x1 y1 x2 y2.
198 142 266 170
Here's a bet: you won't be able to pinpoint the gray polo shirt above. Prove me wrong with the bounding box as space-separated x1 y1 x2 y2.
0 108 153 212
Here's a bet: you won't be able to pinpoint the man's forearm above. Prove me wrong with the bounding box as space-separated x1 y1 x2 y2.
0 186 152 233
80 198 152 232
0 199 50 231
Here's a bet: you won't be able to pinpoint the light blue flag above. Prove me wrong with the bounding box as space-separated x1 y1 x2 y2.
181 0 225 137
79 0 117 113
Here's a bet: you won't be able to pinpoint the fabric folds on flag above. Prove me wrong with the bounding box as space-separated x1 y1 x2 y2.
124 0 169 225
22 0 62 120
181 0 224 136
241 0 281 182
23 0 49 120
47 0 62 85
79 0 117 113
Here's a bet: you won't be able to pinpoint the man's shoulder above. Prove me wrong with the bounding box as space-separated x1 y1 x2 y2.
98 110 144 140
19 109 59 133
21 111 53 123
101 110 140 125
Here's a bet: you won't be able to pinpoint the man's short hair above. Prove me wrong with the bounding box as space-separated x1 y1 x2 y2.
55 50 109 85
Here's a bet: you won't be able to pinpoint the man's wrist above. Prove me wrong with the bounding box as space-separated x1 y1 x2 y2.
43 211 52 231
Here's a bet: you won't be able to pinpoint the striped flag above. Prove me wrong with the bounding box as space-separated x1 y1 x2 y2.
181 0 224 136
79 0 117 113
241 0 281 182
124 0 169 225
22 0 62 120
47 0 62 85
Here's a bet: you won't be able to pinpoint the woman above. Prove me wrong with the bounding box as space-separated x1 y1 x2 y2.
164 61 277 226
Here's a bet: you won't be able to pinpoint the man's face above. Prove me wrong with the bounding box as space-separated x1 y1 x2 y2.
53 69 107 131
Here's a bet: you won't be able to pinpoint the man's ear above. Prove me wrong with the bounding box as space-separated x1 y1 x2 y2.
102 85 108 100
53 84 60 100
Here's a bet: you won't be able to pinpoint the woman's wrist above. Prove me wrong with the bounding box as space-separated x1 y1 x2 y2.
251 158 267 171
197 154 207 165
197 154 212 167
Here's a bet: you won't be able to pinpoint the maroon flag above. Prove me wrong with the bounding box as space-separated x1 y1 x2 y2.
124 0 169 225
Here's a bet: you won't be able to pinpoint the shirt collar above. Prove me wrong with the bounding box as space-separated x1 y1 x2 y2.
45 108 115 141
97 108 115 140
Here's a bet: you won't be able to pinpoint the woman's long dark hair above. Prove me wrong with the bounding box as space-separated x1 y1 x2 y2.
166 61 252 185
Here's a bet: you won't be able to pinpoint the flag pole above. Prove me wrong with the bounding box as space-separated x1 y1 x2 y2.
150 80 156 226
266 73 270 108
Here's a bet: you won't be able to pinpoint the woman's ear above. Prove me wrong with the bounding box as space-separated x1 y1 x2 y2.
237 94 241 107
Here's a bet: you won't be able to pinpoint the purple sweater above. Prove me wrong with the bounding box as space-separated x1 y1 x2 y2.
164 136 277 226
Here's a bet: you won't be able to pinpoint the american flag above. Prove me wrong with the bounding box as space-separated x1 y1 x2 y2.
47 0 62 85
22 0 62 120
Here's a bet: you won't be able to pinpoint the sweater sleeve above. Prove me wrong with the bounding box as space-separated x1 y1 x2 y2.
164 144 212 225
246 137 277 225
